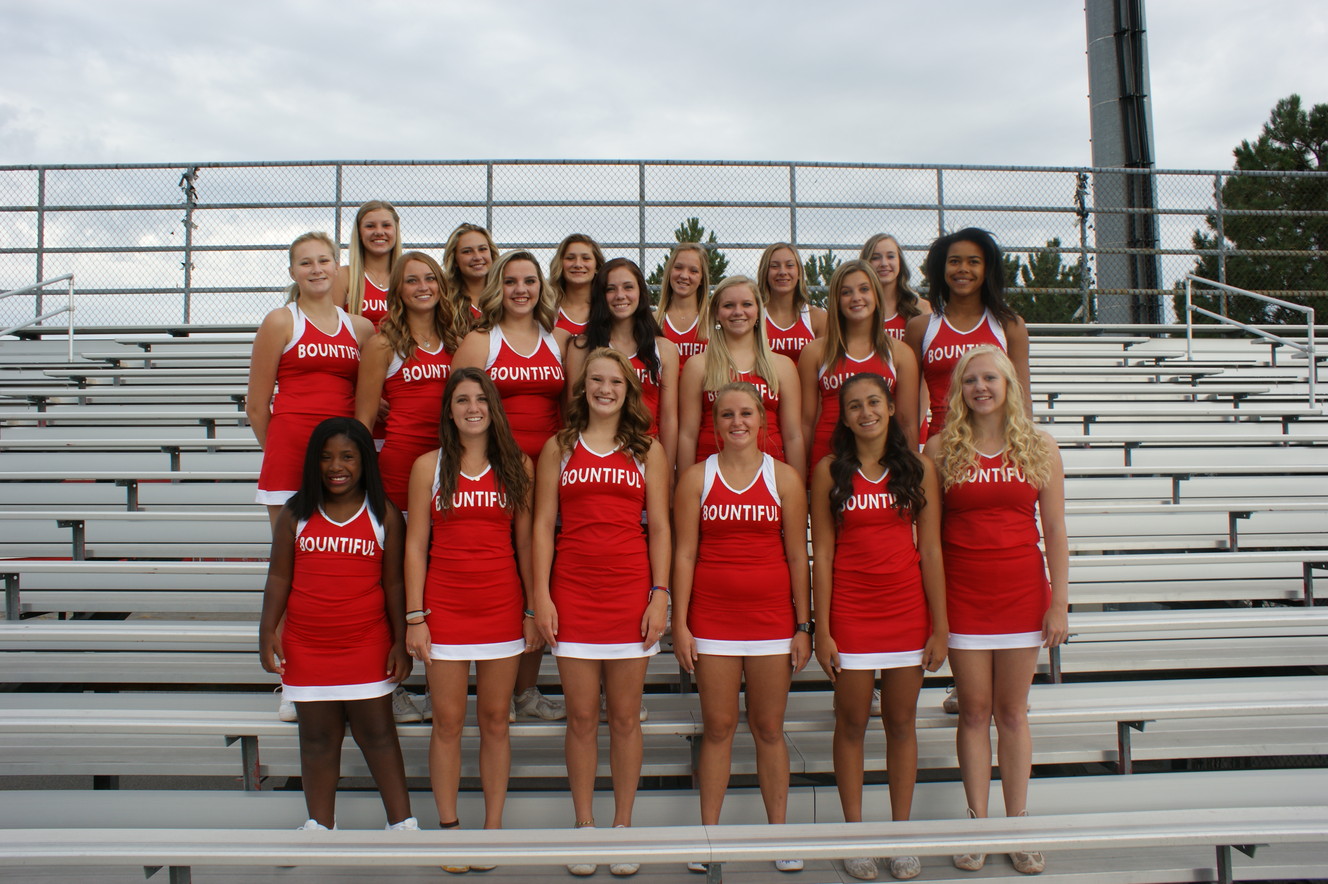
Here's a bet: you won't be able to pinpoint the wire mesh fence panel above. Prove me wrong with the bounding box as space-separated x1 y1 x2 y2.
0 160 1322 329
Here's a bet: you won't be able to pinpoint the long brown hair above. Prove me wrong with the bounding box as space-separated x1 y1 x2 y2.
435 367 530 513
819 260 893 375
377 252 459 361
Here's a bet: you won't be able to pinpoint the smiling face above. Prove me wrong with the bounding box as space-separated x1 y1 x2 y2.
501 259 541 317
583 355 628 418
714 388 764 450
866 236 900 288
399 258 441 314
840 376 893 442
945 239 986 300
765 247 799 297
457 231 493 283
959 351 1007 415
837 269 878 323
715 282 759 338
668 249 703 300
319 433 362 500
288 240 337 297
448 377 491 437
603 265 640 321
560 241 598 290
359 209 397 257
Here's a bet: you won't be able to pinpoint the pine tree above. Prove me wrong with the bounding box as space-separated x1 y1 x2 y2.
646 218 729 288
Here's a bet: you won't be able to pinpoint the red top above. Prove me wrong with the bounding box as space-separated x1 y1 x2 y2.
765 307 816 359
377 344 452 511
663 314 705 366
629 354 662 436
358 275 389 329
550 439 651 645
484 326 565 459
554 308 587 336
273 303 359 418
696 369 785 462
920 311 1007 436
809 350 895 472
882 313 907 341
423 463 524 646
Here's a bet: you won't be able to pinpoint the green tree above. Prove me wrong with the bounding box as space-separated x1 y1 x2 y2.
802 250 840 308
1004 238 1090 322
1182 94 1327 324
647 218 729 289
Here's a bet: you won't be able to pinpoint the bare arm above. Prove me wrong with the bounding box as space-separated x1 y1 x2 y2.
530 438 563 646
676 356 705 472
640 439 672 649
889 337 921 450
774 354 806 478
1037 432 1070 648
915 453 949 671
655 338 680 470
355 334 392 432
258 507 296 675
798 339 824 455
245 308 292 447
808 457 839 681
669 464 704 674
513 455 540 652
1005 315 1033 419
380 502 411 683
402 450 437 664
450 329 490 373
775 460 812 673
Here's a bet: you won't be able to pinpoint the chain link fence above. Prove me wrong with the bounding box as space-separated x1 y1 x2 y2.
1 160 1324 329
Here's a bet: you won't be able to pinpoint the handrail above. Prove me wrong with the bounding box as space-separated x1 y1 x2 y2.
0 275 75 361
1185 274 1318 410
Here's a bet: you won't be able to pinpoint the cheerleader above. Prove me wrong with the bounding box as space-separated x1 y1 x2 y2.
672 382 811 874
355 252 458 514
336 200 402 328
677 275 804 475
403 369 535 869
923 345 1068 875
860 233 929 341
531 349 672 877
566 257 680 467
653 243 711 367
809 373 947 881
799 259 919 477
548 233 605 335
258 417 415 832
442 222 497 334
903 228 1031 439
758 242 826 360
248 232 374 528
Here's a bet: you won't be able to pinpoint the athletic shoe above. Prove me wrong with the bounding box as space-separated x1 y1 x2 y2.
417 692 432 721
609 825 639 876
686 861 708 873
386 817 419 831
508 696 516 723
1010 811 1045 874
942 686 959 714
774 859 803 872
887 855 921 879
870 688 882 717
600 694 649 722
278 689 297 722
515 686 566 720
297 819 330 830
392 686 423 723
442 864 470 875
568 822 596 876
954 807 985 870
844 856 878 879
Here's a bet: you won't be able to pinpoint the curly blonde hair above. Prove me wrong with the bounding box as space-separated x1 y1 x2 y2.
935 345 1050 490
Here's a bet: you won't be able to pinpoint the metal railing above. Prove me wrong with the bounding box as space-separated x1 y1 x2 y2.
1185 274 1318 409
0 275 75 360
0 160 1324 327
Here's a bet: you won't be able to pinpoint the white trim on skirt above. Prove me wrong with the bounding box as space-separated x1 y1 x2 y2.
429 638 525 661
839 648 924 670
949 630 1041 650
552 640 660 660
281 678 395 702
695 636 793 656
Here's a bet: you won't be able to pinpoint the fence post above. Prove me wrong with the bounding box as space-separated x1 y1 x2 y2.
788 163 797 245
179 167 198 324
935 169 946 236
1185 277 1194 361
639 162 647 270
35 169 46 320
1213 172 1227 315
333 164 344 249
1076 171 1092 323
486 163 494 232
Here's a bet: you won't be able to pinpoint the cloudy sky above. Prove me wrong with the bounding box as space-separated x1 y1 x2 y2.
1 0 1322 171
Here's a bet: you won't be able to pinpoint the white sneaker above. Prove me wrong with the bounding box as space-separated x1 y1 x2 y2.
515 686 566 720
417 692 432 721
278 689 297 722
942 686 959 714
774 859 803 872
869 688 882 717
508 696 516 723
386 817 419 831
844 856 878 879
687 861 709 873
392 686 423 723
887 855 921 879
600 694 649 722
297 819 329 831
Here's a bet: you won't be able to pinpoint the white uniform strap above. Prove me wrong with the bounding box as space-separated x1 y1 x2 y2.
759 453 780 506
281 302 304 355
919 312 943 354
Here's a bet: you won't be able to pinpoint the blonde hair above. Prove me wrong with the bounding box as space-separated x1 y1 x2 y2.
377 252 459 361
935 345 1050 490
346 201 402 316
478 250 556 332
557 348 654 461
700 276 779 396
654 242 712 322
285 232 339 303
819 259 893 375
756 242 811 314
548 234 606 308
442 222 497 336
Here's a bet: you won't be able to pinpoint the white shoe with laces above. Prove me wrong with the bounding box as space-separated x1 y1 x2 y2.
887 855 921 879
297 819 330 831
515 686 566 720
277 688 297 722
386 817 419 831
774 859 803 872
844 856 878 879
608 824 639 876
686 861 708 873
391 686 423 723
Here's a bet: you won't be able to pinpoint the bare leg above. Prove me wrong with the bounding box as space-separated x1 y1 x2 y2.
424 660 471 825
694 655 743 825
831 668 875 823
475 655 521 828
514 648 542 695
345 694 412 825
880 666 925 822
948 648 995 817
603 656 651 827
991 647 1039 817
295 700 347 828
557 656 603 824
741 654 793 825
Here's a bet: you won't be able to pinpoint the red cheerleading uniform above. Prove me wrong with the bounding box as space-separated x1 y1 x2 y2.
423 461 524 660
830 470 929 666
256 304 360 505
942 450 1049 648
483 326 564 459
663 314 705 367
629 354 662 436
281 501 394 700
688 454 795 653
882 313 907 341
920 311 1007 437
358 275 389 329
695 369 785 462
550 439 655 658
554 308 587 336
376 344 452 513
765 307 816 359
809 351 896 472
